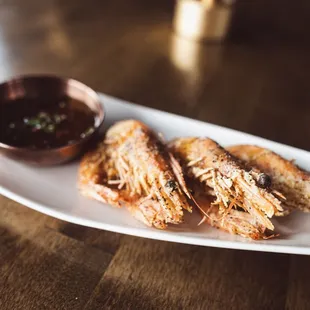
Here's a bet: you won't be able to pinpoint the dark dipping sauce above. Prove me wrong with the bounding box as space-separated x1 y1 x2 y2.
0 96 96 149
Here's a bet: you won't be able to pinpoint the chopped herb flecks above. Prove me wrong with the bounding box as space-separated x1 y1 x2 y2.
24 111 67 133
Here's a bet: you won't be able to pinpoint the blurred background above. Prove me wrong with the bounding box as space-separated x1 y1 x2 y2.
0 0 309 149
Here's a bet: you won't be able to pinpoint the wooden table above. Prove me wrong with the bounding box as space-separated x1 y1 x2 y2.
1 1 310 309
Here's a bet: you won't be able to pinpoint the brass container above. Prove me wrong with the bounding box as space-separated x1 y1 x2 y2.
0 75 105 165
173 0 234 42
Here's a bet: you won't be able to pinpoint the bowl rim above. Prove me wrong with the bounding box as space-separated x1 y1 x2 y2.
0 74 105 153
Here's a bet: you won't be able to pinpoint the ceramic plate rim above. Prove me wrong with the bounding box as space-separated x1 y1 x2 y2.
1 93 310 255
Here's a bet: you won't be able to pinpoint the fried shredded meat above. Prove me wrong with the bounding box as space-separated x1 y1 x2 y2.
169 137 284 238
78 120 309 241
228 145 310 213
78 120 192 229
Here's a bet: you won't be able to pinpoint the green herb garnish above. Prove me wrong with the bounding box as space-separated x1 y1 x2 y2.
24 111 67 133
80 126 95 138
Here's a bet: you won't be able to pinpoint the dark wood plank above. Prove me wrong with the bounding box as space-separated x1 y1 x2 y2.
0 197 115 310
286 255 310 310
0 226 113 310
50 222 122 255
85 236 289 310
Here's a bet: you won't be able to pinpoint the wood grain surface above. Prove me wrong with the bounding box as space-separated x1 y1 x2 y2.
0 0 310 309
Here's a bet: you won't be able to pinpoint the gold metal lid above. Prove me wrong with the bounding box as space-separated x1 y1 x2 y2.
173 0 234 42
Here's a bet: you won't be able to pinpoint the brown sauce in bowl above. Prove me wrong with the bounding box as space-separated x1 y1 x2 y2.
0 96 96 149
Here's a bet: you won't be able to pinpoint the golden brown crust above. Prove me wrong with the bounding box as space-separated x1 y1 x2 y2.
193 192 271 240
228 145 310 212
169 137 283 231
78 120 192 229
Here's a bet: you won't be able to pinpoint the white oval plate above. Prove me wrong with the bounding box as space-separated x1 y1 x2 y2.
1 94 310 255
